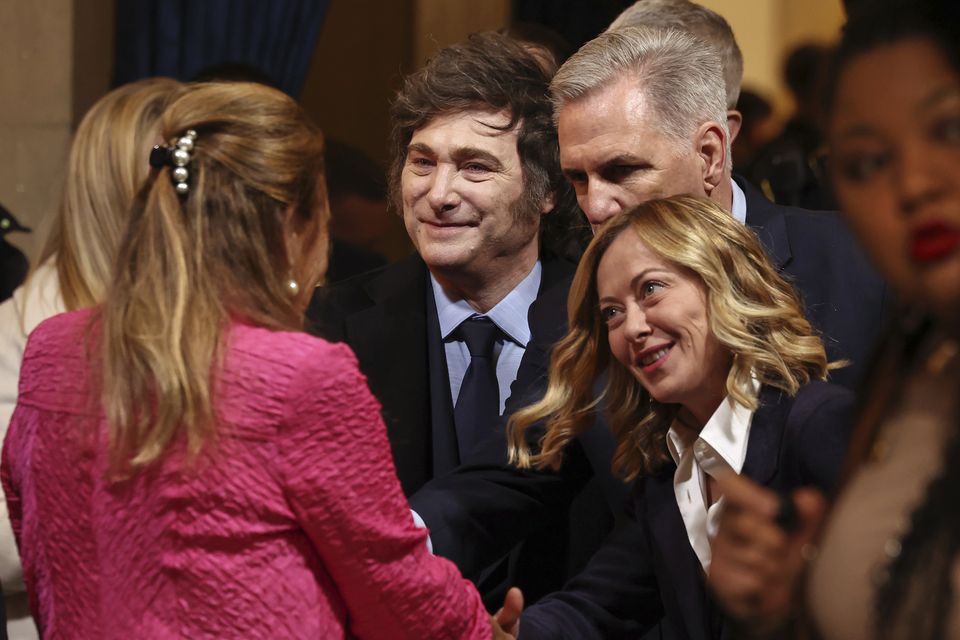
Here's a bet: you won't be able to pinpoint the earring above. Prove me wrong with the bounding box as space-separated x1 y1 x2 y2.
286 278 300 296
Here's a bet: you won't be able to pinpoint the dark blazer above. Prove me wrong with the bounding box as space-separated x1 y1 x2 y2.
410 181 886 577
735 175 888 389
519 382 856 640
307 253 577 496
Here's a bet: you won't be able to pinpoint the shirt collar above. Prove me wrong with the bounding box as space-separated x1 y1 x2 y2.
666 377 760 473
431 260 542 346
730 177 747 225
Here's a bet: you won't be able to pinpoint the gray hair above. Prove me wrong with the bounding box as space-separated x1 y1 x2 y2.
551 26 729 151
608 0 743 108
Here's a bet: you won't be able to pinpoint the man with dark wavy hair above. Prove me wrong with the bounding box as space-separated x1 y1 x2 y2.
309 31 588 605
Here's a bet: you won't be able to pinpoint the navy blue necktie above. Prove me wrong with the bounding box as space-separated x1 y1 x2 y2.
453 316 502 460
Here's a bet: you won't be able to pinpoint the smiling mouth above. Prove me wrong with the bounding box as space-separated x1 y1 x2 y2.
637 343 673 369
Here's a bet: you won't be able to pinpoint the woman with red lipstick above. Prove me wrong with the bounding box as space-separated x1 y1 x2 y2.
708 2 960 639
504 194 855 639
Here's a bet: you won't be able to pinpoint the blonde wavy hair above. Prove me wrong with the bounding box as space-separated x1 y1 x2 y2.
37 77 183 311
508 195 832 481
100 81 329 472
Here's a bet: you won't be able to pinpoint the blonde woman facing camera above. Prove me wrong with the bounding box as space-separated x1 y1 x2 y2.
1 82 491 639
503 196 855 639
0 77 182 638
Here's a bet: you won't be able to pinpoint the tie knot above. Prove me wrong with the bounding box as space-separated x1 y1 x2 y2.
456 316 501 357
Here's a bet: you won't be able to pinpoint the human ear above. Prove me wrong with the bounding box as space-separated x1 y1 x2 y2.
694 121 728 196
726 110 743 143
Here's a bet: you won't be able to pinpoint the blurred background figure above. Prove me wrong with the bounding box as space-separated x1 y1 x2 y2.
732 88 775 171
709 2 960 639
0 207 30 304
3 81 492 639
747 42 836 209
0 77 182 640
323 139 394 282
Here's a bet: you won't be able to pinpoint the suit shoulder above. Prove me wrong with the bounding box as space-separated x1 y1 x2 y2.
788 380 856 427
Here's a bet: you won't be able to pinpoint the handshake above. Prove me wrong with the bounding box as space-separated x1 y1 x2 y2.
490 587 524 639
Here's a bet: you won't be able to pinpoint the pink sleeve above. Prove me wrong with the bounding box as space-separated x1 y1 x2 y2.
273 343 490 640
1 428 22 548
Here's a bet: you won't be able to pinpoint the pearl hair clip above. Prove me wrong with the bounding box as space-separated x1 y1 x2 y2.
149 129 198 196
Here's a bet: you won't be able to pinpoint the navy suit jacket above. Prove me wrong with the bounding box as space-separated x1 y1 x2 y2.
519 382 856 640
307 253 578 495
410 181 886 579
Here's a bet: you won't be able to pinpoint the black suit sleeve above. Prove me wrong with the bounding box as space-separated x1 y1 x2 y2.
409 349 595 578
519 517 662 639
781 381 857 497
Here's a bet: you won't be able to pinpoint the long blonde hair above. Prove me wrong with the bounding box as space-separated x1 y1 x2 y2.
38 77 183 311
100 81 329 472
508 195 831 481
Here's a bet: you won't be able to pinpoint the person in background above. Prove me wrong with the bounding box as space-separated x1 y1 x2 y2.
607 0 746 140
321 139 391 283
0 206 30 304
708 2 960 639
747 42 836 210
500 196 854 639
732 89 775 171
1 81 496 639
0 77 182 640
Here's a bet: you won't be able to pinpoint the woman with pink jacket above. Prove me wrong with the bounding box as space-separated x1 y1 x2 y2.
2 81 492 639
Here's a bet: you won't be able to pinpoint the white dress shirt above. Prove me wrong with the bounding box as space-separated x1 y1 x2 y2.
665 378 759 573
731 177 747 224
430 261 542 415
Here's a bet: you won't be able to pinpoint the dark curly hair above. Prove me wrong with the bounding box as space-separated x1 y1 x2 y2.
388 31 589 261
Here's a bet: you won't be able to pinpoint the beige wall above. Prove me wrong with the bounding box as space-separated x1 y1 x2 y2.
412 0 511 66
0 0 114 265
301 0 415 165
698 0 844 114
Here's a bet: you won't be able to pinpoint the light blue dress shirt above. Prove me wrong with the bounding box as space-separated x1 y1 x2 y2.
430 261 542 415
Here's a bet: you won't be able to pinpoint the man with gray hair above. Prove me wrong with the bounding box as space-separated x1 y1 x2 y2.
607 0 745 138
552 26 883 388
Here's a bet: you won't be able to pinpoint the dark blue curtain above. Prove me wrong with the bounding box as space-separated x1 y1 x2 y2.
113 0 330 98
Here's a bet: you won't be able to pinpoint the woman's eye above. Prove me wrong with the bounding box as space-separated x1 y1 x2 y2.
641 281 665 298
600 307 622 324
933 116 960 144
835 152 889 183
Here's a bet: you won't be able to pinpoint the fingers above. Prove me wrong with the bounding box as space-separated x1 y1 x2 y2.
714 470 779 518
792 488 827 545
494 587 524 636
709 477 827 631
489 616 517 640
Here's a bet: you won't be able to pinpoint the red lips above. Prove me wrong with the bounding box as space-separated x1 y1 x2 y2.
911 221 960 263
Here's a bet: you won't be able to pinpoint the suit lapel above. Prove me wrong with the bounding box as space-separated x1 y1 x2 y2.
740 386 791 486
645 471 713 640
736 174 793 272
344 256 434 494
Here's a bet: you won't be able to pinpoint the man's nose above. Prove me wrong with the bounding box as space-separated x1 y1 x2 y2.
426 166 460 212
581 181 623 231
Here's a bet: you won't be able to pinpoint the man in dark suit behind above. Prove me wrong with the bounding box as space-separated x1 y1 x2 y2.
413 17 889 640
307 32 590 604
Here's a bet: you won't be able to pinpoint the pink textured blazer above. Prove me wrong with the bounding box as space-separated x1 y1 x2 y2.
2 309 490 639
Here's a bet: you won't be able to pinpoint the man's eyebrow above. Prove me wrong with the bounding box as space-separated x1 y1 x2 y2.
601 153 645 167
406 142 434 156
450 146 504 170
